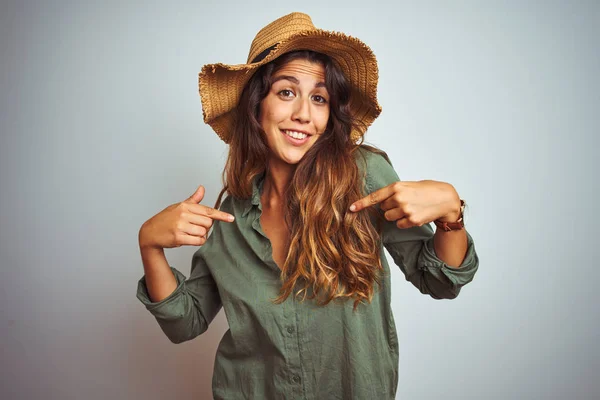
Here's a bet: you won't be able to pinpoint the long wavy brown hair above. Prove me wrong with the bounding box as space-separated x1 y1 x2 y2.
214 50 391 311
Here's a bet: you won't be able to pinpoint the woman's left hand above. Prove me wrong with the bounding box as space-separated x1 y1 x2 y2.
349 180 462 229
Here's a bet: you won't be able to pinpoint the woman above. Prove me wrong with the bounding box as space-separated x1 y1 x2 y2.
137 12 479 399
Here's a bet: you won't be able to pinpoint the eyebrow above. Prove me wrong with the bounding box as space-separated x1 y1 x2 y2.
271 75 326 88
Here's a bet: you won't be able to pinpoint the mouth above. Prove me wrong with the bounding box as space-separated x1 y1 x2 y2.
280 129 312 146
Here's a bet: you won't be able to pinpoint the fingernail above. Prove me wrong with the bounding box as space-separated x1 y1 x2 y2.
229 215 235 222
349 204 356 212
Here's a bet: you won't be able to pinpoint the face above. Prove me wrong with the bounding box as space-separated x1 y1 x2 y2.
258 59 330 166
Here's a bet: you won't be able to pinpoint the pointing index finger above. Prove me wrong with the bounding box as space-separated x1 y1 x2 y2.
190 203 235 222
349 185 395 212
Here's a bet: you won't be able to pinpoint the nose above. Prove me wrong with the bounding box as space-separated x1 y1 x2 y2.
291 96 311 124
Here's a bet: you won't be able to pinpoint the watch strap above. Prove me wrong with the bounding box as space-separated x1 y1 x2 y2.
433 200 466 231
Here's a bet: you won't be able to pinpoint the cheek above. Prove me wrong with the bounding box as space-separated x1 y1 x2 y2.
261 98 286 122
262 112 281 137
316 108 330 132
265 109 280 121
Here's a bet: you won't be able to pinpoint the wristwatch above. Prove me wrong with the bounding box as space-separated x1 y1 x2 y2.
433 199 466 231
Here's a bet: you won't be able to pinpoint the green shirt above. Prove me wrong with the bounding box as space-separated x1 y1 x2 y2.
136 147 479 399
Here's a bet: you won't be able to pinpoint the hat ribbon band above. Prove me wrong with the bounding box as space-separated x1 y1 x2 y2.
250 43 279 64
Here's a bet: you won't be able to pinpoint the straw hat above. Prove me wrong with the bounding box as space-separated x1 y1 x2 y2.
198 12 382 144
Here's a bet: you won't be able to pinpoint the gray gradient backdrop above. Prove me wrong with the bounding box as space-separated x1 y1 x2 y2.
1 1 598 399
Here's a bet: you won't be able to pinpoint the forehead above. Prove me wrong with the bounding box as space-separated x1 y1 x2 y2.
272 59 326 82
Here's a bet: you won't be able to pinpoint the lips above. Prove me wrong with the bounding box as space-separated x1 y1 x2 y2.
280 129 311 146
281 129 311 139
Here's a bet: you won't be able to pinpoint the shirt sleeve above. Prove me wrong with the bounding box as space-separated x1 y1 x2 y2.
360 147 479 299
136 246 222 343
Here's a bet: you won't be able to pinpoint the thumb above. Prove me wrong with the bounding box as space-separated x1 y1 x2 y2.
188 185 205 204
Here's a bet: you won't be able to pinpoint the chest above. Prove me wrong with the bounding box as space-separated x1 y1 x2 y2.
259 208 290 271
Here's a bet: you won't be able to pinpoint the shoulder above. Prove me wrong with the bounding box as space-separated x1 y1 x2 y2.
217 192 235 214
201 193 235 252
354 145 400 193
215 191 251 219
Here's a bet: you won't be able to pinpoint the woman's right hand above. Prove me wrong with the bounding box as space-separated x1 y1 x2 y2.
138 185 234 250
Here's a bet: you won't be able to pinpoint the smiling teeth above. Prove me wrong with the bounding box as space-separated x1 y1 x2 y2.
284 130 307 139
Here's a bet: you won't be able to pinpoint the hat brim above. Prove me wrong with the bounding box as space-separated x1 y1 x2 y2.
198 29 381 143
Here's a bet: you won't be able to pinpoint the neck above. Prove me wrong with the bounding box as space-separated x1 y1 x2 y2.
262 158 295 209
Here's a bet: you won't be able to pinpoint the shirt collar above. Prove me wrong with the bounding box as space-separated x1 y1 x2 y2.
242 172 265 217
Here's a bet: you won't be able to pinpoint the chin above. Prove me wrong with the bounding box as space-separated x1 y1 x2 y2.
278 150 307 165
281 155 304 165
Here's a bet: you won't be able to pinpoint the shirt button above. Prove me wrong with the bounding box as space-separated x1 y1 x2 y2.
287 326 294 334
292 375 301 384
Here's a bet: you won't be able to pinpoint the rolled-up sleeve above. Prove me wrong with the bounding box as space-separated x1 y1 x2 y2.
384 223 479 299
136 247 222 343
360 147 479 299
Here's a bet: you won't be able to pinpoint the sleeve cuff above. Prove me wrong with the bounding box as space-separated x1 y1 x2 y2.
418 229 479 288
136 267 187 312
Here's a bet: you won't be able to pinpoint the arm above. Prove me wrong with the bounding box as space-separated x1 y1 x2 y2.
138 242 177 303
135 186 233 343
136 242 223 344
358 147 479 299
433 223 469 268
430 188 469 268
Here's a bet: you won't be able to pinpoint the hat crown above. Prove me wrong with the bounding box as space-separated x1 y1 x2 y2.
247 12 316 64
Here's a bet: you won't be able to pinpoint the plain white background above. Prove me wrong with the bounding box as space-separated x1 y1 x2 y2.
1 1 598 399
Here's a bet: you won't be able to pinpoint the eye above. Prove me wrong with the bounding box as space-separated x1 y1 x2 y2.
277 89 295 99
312 95 328 104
